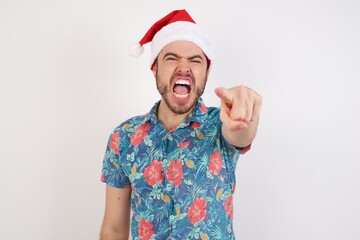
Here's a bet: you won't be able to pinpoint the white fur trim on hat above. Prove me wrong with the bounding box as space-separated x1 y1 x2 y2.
150 21 214 67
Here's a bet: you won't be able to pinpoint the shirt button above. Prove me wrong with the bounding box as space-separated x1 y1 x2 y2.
163 159 168 164
170 215 175 220
167 186 172 191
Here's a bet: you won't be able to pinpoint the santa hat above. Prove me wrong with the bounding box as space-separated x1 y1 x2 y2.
128 9 213 69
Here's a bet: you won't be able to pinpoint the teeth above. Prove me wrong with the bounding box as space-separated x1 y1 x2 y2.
174 93 189 98
175 79 190 85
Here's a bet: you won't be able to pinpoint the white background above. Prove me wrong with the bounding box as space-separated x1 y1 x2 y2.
1 0 359 239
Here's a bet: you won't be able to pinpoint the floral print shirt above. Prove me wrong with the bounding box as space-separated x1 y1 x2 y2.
101 98 250 240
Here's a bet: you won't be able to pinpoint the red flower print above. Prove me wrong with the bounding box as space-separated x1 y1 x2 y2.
144 160 164 186
208 151 223 175
110 132 120 154
200 103 208 113
187 197 208 224
179 141 190 149
100 174 105 182
224 195 233 218
138 219 154 240
166 159 183 187
130 123 150 146
191 121 201 129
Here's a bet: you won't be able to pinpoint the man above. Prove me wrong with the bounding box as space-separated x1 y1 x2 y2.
100 9 262 240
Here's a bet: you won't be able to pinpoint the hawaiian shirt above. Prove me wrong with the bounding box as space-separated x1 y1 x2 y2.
101 98 250 240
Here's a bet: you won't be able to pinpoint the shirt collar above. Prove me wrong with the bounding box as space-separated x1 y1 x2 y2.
143 98 209 127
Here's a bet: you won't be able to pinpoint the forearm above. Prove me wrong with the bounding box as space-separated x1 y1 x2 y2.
222 117 259 148
100 185 131 240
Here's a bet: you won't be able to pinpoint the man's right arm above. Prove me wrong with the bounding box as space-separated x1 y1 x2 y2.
100 184 131 240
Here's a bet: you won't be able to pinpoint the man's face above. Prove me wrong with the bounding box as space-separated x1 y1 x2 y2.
153 40 209 115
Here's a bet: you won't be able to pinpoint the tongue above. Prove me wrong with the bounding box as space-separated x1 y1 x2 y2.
173 85 189 95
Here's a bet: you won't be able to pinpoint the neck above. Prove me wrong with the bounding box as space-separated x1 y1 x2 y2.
157 100 193 131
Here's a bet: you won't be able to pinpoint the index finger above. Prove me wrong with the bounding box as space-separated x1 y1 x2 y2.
214 87 233 104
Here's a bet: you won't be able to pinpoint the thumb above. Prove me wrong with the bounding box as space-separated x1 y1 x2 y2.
214 87 233 104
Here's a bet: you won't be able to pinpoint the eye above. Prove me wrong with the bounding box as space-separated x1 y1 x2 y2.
190 58 203 64
191 59 202 64
165 56 177 61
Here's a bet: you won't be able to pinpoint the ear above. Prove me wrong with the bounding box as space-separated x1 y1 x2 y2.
151 61 157 78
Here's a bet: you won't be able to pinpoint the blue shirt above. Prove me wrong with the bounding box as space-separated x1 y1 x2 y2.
101 98 250 240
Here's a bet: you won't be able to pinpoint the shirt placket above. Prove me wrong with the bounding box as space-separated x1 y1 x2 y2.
161 131 177 233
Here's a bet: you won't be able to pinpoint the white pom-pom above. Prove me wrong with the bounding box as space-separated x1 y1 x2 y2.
128 43 144 58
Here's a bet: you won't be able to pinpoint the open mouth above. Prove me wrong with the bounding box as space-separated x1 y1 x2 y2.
173 79 191 99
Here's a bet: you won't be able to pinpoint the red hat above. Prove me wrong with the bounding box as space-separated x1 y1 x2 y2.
129 9 213 68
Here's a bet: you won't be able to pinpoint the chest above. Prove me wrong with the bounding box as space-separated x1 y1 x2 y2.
119 123 235 199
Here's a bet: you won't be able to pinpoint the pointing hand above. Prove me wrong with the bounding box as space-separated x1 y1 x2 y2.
214 86 262 131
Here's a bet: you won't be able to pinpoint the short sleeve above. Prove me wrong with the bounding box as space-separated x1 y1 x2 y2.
219 122 251 176
100 129 130 188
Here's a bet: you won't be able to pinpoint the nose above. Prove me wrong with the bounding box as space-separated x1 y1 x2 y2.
176 58 190 74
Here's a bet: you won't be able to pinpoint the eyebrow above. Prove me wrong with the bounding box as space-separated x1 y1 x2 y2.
162 52 204 61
